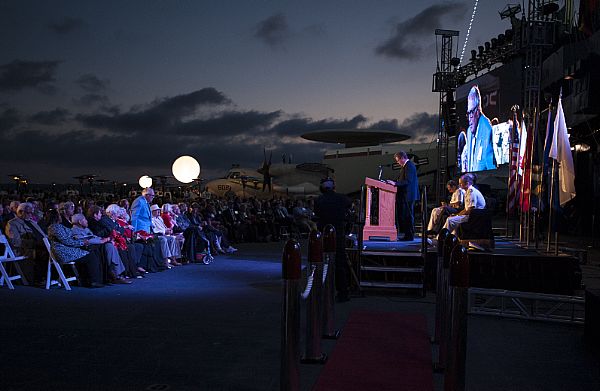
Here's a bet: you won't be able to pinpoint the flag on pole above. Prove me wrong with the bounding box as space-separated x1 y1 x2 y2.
518 119 528 176
520 112 538 212
550 95 576 206
530 109 547 206
507 119 520 214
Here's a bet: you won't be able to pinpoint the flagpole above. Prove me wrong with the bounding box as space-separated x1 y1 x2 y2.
526 108 539 247
537 99 552 249
506 105 520 239
547 159 556 253
518 111 527 244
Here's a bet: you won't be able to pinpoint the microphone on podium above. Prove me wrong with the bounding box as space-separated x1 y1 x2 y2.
377 164 391 180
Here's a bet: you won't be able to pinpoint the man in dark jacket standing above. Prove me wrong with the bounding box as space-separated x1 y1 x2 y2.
387 151 419 241
314 178 352 302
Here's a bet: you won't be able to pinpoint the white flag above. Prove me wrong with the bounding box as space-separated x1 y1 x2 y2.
551 96 576 206
518 119 527 176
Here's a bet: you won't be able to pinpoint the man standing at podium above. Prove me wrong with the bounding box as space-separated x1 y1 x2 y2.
386 151 419 241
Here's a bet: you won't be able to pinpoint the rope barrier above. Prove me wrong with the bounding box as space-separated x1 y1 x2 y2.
301 264 316 300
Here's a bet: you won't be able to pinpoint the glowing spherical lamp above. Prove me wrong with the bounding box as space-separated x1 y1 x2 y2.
172 155 200 184
138 175 152 189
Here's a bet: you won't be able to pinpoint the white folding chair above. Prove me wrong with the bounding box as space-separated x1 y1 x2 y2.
42 237 79 290
0 234 29 289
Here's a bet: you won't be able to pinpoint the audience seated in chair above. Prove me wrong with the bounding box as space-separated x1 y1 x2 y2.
151 204 182 267
442 173 486 237
72 212 131 284
427 179 465 235
4 202 48 285
46 209 105 288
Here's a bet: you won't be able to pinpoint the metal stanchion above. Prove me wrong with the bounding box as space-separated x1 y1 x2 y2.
433 229 450 344
302 230 327 364
280 239 302 391
445 245 470 391
322 225 340 339
435 233 458 372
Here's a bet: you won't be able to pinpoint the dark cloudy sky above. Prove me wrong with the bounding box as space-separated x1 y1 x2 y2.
0 0 510 184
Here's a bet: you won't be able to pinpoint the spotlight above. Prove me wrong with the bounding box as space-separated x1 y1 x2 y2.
497 33 506 45
471 49 477 61
450 57 460 67
485 42 491 52
478 45 485 57
491 38 498 49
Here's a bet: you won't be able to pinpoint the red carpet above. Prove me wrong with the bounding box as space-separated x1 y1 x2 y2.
313 310 433 391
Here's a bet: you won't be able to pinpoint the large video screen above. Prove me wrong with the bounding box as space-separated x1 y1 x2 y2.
457 120 511 173
455 58 522 173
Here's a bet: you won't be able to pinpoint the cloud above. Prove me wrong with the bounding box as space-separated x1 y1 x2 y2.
48 17 86 35
176 110 282 137
254 13 290 48
1 85 437 182
271 115 368 137
75 73 110 93
375 2 468 61
73 93 111 107
0 60 60 93
77 88 231 133
30 108 70 125
0 108 20 133
397 112 439 142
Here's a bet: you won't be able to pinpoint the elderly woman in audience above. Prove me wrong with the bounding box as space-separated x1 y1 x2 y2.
46 209 105 288
151 204 182 267
59 201 75 228
104 203 146 277
71 213 131 284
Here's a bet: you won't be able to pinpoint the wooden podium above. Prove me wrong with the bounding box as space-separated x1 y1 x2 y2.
363 177 397 241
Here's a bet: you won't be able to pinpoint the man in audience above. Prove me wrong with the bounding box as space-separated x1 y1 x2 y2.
151 204 182 267
292 199 317 233
131 188 154 233
4 202 48 284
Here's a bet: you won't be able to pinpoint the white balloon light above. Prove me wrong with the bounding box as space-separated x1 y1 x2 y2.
138 175 153 189
172 155 200 184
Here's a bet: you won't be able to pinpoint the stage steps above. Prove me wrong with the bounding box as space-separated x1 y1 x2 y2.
359 249 426 296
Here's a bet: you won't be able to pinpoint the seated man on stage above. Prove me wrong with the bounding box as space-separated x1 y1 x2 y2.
426 180 465 235
442 173 485 237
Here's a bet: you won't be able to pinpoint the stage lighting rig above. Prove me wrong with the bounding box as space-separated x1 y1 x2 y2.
499 4 521 19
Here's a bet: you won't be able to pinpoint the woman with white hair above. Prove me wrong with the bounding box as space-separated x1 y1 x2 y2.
104 204 146 278
151 204 182 267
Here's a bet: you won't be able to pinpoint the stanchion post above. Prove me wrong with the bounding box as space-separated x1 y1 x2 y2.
322 224 340 339
281 239 302 391
444 245 470 391
302 230 327 364
433 229 450 344
435 233 458 372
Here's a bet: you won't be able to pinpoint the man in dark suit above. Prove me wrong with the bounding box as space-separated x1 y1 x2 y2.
314 178 352 302
387 151 419 241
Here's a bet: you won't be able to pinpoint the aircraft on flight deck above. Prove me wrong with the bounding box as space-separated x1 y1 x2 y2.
204 162 331 199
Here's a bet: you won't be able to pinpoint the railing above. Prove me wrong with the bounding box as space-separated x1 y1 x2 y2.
280 225 339 391
433 229 469 391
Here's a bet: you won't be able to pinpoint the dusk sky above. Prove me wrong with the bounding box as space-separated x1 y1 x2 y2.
0 0 512 184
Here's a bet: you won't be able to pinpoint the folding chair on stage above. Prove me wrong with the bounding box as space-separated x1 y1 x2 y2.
0 234 29 290
42 237 79 290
